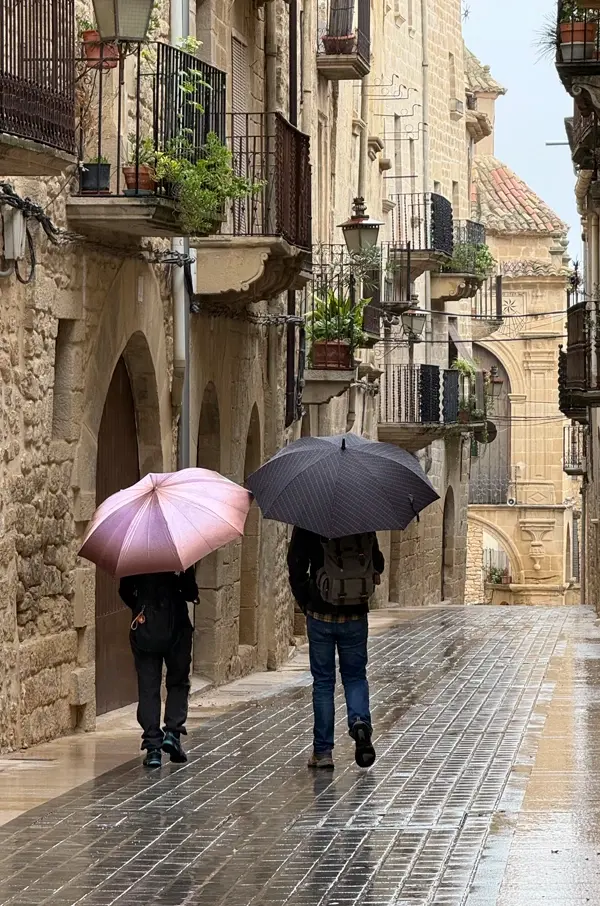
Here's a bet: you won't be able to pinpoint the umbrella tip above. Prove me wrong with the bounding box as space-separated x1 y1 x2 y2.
341 437 346 451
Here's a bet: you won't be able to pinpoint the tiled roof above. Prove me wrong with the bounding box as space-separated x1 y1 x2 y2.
471 156 568 235
464 49 506 96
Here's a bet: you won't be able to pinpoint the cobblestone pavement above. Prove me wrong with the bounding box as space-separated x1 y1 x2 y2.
0 606 594 906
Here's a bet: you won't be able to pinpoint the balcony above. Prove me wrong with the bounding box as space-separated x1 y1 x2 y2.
431 220 488 304
67 43 226 239
388 193 454 287
377 364 461 452
563 423 587 476
555 3 600 111
317 0 370 81
470 275 503 340
0 0 76 176
191 112 312 306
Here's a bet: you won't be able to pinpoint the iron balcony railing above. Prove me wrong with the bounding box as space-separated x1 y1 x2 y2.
565 298 589 394
390 193 454 257
317 0 370 66
563 423 587 475
468 475 510 506
379 364 459 425
75 42 225 197
571 104 597 167
0 0 76 154
443 219 487 275
472 275 503 321
556 1 600 80
226 112 311 249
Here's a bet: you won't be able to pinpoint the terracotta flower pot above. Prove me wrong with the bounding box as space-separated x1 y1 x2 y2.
311 340 352 370
122 164 157 194
501 576 511 585
458 409 470 424
322 34 356 55
81 30 119 71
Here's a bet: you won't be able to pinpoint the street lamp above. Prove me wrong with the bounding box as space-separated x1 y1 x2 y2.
488 364 503 402
92 0 155 42
401 305 427 367
339 197 384 254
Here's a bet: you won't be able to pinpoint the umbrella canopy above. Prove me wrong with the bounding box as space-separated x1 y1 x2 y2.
79 468 252 578
246 433 439 538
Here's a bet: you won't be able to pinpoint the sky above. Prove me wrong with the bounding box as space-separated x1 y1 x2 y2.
463 0 580 262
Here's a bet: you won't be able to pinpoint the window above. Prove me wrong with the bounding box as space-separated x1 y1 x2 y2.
52 319 77 441
434 180 442 195
231 36 249 115
394 114 403 179
409 138 416 191
452 181 459 217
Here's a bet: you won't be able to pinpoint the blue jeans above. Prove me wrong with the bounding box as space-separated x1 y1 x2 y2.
307 615 371 755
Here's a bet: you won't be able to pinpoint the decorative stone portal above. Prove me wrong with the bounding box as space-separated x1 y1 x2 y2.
239 405 262 658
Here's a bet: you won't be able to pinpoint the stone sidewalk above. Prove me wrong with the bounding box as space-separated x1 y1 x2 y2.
0 606 596 906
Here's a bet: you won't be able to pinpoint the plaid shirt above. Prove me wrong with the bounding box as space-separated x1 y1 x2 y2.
306 610 365 624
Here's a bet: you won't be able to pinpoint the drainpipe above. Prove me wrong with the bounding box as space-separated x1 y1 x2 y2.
420 0 431 358
581 482 587 606
172 0 190 469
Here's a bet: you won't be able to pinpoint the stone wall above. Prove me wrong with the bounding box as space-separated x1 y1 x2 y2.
465 519 484 604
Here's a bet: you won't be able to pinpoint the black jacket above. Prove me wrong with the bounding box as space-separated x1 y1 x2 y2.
119 568 199 627
287 528 385 618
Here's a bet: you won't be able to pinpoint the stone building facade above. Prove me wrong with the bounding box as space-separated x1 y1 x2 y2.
0 0 491 752
463 53 575 607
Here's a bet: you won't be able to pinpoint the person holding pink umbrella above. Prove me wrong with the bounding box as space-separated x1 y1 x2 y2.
79 468 252 769
119 568 199 768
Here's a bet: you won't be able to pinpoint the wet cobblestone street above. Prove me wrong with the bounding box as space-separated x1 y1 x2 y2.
0 606 596 906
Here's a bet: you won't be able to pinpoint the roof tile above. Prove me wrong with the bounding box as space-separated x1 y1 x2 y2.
472 156 567 235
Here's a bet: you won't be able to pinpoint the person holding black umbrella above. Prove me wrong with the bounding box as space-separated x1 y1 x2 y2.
247 433 439 770
288 529 385 770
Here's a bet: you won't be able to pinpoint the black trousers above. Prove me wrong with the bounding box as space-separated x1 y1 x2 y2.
130 625 193 751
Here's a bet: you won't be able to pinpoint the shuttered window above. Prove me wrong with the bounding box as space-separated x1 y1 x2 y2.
231 37 249 115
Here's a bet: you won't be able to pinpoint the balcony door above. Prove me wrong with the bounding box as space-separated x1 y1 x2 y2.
469 346 511 505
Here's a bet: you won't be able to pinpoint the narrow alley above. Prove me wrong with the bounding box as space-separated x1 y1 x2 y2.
0 605 596 906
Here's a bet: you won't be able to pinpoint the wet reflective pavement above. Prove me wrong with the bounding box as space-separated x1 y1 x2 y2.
0 606 597 906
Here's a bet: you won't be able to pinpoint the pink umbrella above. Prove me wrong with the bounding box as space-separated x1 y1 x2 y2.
79 468 252 578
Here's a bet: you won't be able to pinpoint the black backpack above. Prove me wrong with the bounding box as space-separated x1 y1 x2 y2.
129 574 180 653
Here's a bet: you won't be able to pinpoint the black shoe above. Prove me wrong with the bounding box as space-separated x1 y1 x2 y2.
162 730 188 763
143 748 162 769
351 721 376 768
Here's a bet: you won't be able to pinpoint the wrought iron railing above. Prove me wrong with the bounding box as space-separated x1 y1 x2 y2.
317 0 370 65
390 193 454 257
362 304 380 338
556 1 600 74
443 219 487 275
468 475 510 506
379 364 459 425
572 105 595 147
472 275 503 321
75 42 225 197
0 0 76 154
565 299 589 393
563 423 587 475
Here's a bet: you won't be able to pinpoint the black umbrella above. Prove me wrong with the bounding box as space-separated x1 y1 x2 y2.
246 433 439 538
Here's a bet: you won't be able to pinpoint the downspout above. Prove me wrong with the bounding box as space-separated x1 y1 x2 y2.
420 0 431 357
265 0 282 443
284 0 298 427
172 0 190 469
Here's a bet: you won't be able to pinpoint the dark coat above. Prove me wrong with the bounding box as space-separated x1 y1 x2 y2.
287 528 385 618
119 568 199 632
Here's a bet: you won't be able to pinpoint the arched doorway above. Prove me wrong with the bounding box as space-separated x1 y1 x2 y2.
95 357 140 715
240 406 261 650
195 383 221 677
442 488 456 602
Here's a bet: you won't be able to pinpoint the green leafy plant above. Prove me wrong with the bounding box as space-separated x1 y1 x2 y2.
444 242 496 277
305 289 371 349
452 356 476 379
77 14 96 34
178 35 203 56
86 155 110 165
125 135 156 167
487 566 505 585
154 132 264 235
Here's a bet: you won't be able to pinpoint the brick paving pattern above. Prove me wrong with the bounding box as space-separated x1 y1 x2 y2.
0 607 582 905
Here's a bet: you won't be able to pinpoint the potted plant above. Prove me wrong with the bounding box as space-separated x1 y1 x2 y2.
306 289 370 369
123 136 157 194
154 132 264 236
79 156 111 194
443 242 496 278
78 16 119 71
558 1 598 61
501 568 511 586
487 566 505 585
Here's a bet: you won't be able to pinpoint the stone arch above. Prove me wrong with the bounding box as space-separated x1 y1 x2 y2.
239 404 262 649
72 260 170 522
442 487 456 601
467 512 525 583
475 339 526 399
194 381 223 678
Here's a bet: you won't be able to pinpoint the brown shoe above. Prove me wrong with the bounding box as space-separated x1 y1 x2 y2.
308 751 334 770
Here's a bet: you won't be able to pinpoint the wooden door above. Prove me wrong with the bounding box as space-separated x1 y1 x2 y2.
95 357 140 715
